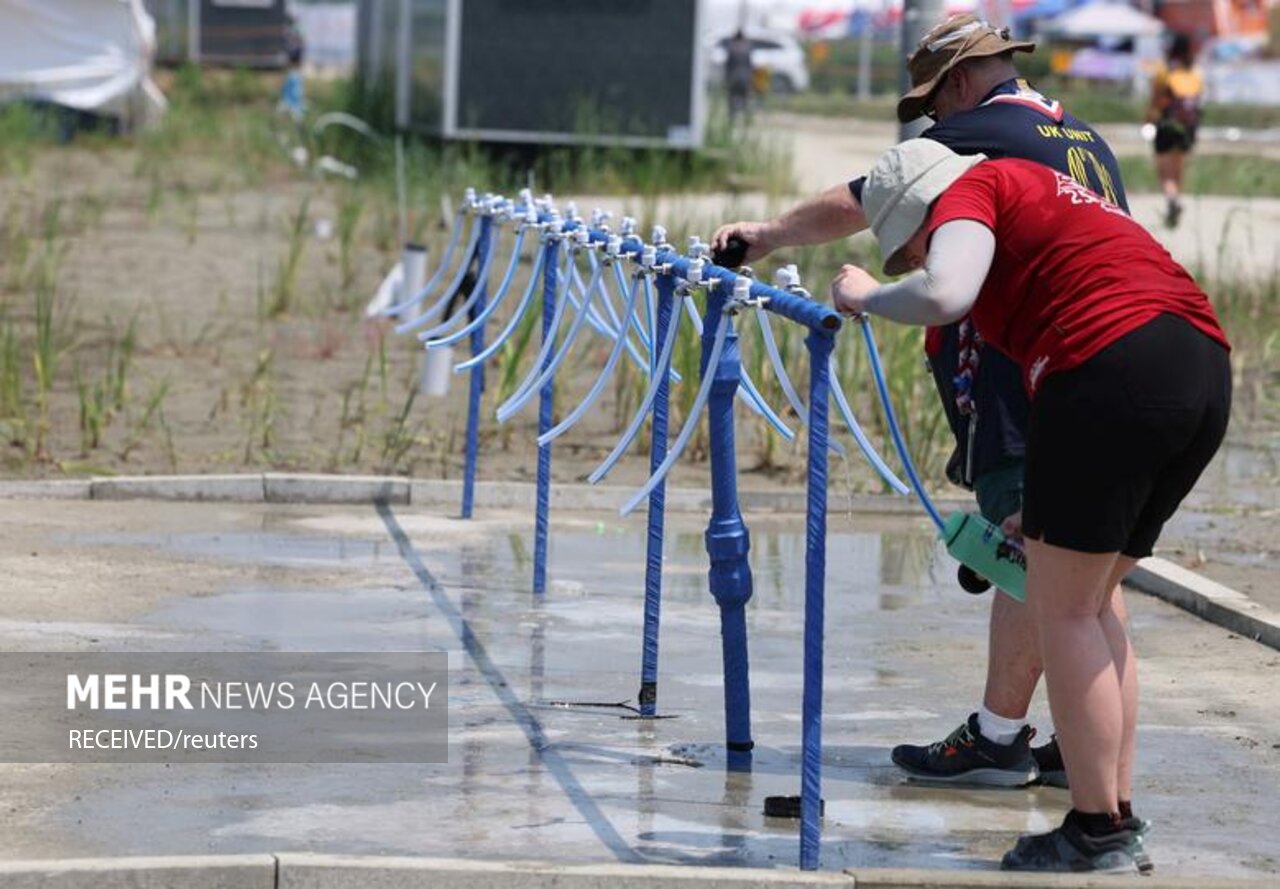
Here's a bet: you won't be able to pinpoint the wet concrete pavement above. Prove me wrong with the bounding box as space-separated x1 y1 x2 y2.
0 499 1277 877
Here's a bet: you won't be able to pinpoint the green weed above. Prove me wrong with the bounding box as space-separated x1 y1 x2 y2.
268 196 312 317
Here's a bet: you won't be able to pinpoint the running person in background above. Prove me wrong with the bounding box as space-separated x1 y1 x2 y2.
712 14 1129 790
1147 33 1203 228
833 138 1230 873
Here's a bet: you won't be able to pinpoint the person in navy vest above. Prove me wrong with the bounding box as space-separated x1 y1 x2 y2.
713 9 1138 820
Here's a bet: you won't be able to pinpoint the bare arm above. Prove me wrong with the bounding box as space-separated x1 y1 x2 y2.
831 220 994 324
711 182 868 263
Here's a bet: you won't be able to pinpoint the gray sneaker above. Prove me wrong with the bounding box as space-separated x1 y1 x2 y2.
1001 814 1140 873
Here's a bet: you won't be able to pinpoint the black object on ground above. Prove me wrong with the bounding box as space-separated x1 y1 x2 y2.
764 795 824 818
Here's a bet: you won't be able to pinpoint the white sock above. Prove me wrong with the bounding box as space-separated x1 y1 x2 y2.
977 705 1026 746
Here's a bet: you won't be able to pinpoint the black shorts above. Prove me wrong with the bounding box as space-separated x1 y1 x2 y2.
1023 314 1230 557
1154 119 1196 154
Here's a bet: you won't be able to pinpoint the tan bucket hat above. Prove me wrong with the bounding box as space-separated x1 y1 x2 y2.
897 14 1036 123
862 139 986 276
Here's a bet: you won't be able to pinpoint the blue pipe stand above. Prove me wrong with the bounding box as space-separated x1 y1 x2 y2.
532 233 561 596
639 271 674 717
799 326 835 870
460 216 492 520
700 278 754 770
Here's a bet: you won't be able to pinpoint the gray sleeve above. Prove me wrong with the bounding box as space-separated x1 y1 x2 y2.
863 219 994 325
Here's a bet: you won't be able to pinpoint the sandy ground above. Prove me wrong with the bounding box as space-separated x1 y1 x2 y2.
0 112 1274 602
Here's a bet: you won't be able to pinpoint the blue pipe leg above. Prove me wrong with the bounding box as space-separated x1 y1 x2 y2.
639 273 674 717
702 286 754 770
460 217 492 520
533 238 560 596
800 328 834 870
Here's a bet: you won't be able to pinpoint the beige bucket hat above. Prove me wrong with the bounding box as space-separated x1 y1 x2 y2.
862 139 986 276
898 14 1036 123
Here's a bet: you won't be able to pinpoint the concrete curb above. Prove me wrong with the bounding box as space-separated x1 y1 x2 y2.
0 854 275 888
92 475 266 503
0 474 971 517
0 855 1270 889
0 479 92 499
264 473 409 505
1126 556 1280 650
276 854 855 888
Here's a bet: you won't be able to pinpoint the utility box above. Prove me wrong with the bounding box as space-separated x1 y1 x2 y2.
356 0 706 148
147 0 292 68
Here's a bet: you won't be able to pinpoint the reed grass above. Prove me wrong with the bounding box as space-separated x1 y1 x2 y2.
268 196 312 318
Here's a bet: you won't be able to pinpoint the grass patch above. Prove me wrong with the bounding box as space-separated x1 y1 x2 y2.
1117 154 1280 198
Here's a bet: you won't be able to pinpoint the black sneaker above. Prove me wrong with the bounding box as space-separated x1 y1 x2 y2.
1032 734 1069 788
1165 198 1183 229
1001 813 1140 873
891 713 1038 787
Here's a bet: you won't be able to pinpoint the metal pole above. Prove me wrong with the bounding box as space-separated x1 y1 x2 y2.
898 0 947 140
857 14 873 102
460 216 492 520
532 234 560 595
638 273 674 717
701 279 754 771
799 327 834 870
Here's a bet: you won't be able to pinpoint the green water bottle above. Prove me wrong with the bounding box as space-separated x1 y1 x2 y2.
942 511 1027 602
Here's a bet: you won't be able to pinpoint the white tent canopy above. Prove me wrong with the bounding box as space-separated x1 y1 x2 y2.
1045 1 1165 39
0 0 166 127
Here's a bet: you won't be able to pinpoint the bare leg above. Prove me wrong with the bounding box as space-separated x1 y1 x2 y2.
1100 563 1139 802
982 590 1042 720
1025 538 1125 813
1156 151 1183 201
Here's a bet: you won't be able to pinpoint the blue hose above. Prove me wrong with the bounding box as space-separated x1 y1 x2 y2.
620 308 730 516
537 271 642 446
828 355 911 496
588 287 684 485
396 226 499 336
454 241 549 373
497 251 607 423
419 227 528 344
491 253 574 418
755 307 846 456
381 210 467 316
859 320 946 531
387 214 481 321
681 295 793 437
610 261 653 351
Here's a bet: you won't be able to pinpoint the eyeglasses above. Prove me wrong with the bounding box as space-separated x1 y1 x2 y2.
922 20 1010 53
